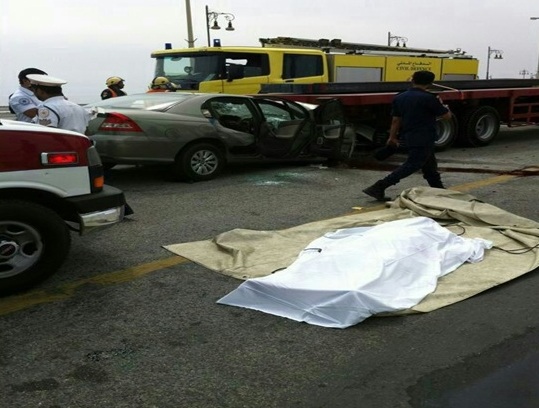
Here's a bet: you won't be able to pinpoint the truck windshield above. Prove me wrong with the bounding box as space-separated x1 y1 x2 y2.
154 54 221 90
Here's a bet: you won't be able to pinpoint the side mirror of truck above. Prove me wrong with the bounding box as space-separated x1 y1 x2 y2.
227 65 245 82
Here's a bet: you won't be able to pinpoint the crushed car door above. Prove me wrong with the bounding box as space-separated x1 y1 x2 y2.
202 96 259 150
309 99 352 160
252 98 314 158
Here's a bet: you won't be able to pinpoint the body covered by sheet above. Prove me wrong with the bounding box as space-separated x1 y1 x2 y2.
218 217 492 328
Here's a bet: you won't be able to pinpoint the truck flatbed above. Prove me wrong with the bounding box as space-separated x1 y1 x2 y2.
261 79 539 95
263 78 539 150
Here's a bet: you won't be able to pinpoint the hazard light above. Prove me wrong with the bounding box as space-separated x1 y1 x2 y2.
98 113 143 132
41 152 79 165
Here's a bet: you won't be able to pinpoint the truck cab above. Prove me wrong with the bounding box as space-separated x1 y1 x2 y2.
151 46 329 94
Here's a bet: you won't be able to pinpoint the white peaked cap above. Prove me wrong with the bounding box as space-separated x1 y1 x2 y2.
27 74 67 86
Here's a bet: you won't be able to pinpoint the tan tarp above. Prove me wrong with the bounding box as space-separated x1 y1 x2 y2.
164 187 539 314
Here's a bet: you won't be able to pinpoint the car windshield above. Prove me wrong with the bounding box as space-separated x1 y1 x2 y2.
86 94 195 110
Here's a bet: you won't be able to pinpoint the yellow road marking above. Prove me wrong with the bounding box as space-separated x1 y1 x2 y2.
450 174 518 192
0 171 529 316
0 256 188 316
348 174 520 214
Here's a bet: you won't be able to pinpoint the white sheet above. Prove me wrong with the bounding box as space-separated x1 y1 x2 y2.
217 217 492 328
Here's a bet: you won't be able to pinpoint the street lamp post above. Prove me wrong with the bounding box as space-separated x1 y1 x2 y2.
387 32 408 47
485 46 503 79
184 0 195 47
531 17 539 78
205 5 235 47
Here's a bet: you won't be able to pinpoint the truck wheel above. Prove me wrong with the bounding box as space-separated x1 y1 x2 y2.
173 143 225 182
329 126 357 161
0 201 71 296
435 116 458 150
459 106 500 147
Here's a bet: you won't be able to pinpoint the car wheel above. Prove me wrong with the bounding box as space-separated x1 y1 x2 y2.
0 200 71 296
174 143 225 182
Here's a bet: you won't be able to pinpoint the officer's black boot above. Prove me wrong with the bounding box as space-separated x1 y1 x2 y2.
362 180 392 201
427 178 445 189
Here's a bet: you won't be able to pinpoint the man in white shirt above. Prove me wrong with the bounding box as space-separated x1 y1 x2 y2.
27 74 92 134
8 68 47 122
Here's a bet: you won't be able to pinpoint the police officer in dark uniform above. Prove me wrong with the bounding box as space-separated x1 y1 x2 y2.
101 76 127 100
362 70 451 201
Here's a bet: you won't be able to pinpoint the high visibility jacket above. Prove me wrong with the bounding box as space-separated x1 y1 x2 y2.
101 87 126 100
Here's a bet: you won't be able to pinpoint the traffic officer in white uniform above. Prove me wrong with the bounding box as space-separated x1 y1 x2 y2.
28 74 135 217
27 74 93 134
8 68 47 122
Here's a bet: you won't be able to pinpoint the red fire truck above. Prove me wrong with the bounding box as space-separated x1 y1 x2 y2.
260 79 539 150
0 119 126 295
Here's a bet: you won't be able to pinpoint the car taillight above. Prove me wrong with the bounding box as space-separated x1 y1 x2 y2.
98 113 143 132
41 152 79 165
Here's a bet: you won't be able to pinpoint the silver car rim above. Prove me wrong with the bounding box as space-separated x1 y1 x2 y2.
191 149 219 175
0 221 43 278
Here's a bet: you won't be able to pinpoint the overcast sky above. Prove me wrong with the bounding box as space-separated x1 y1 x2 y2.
2 0 539 103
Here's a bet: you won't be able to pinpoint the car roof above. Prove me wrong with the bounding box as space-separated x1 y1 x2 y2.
88 92 252 102
0 119 88 138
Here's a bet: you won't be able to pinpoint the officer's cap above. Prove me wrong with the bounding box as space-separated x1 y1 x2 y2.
27 74 67 87
19 68 47 81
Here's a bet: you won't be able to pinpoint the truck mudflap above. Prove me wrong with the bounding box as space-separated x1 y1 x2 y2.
66 185 126 235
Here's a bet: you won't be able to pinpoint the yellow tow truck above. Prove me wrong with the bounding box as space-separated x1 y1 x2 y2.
151 36 478 94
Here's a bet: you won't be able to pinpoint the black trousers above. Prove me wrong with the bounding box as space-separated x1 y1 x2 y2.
382 146 443 187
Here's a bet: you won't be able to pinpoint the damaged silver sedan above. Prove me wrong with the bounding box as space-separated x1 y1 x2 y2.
85 93 354 181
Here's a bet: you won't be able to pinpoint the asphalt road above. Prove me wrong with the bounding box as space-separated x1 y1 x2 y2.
0 121 538 408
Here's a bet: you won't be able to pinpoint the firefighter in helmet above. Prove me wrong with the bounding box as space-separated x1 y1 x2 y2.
101 76 126 100
147 76 178 93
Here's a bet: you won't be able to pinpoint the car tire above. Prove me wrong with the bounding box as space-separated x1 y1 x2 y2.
0 200 71 296
174 143 225 182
